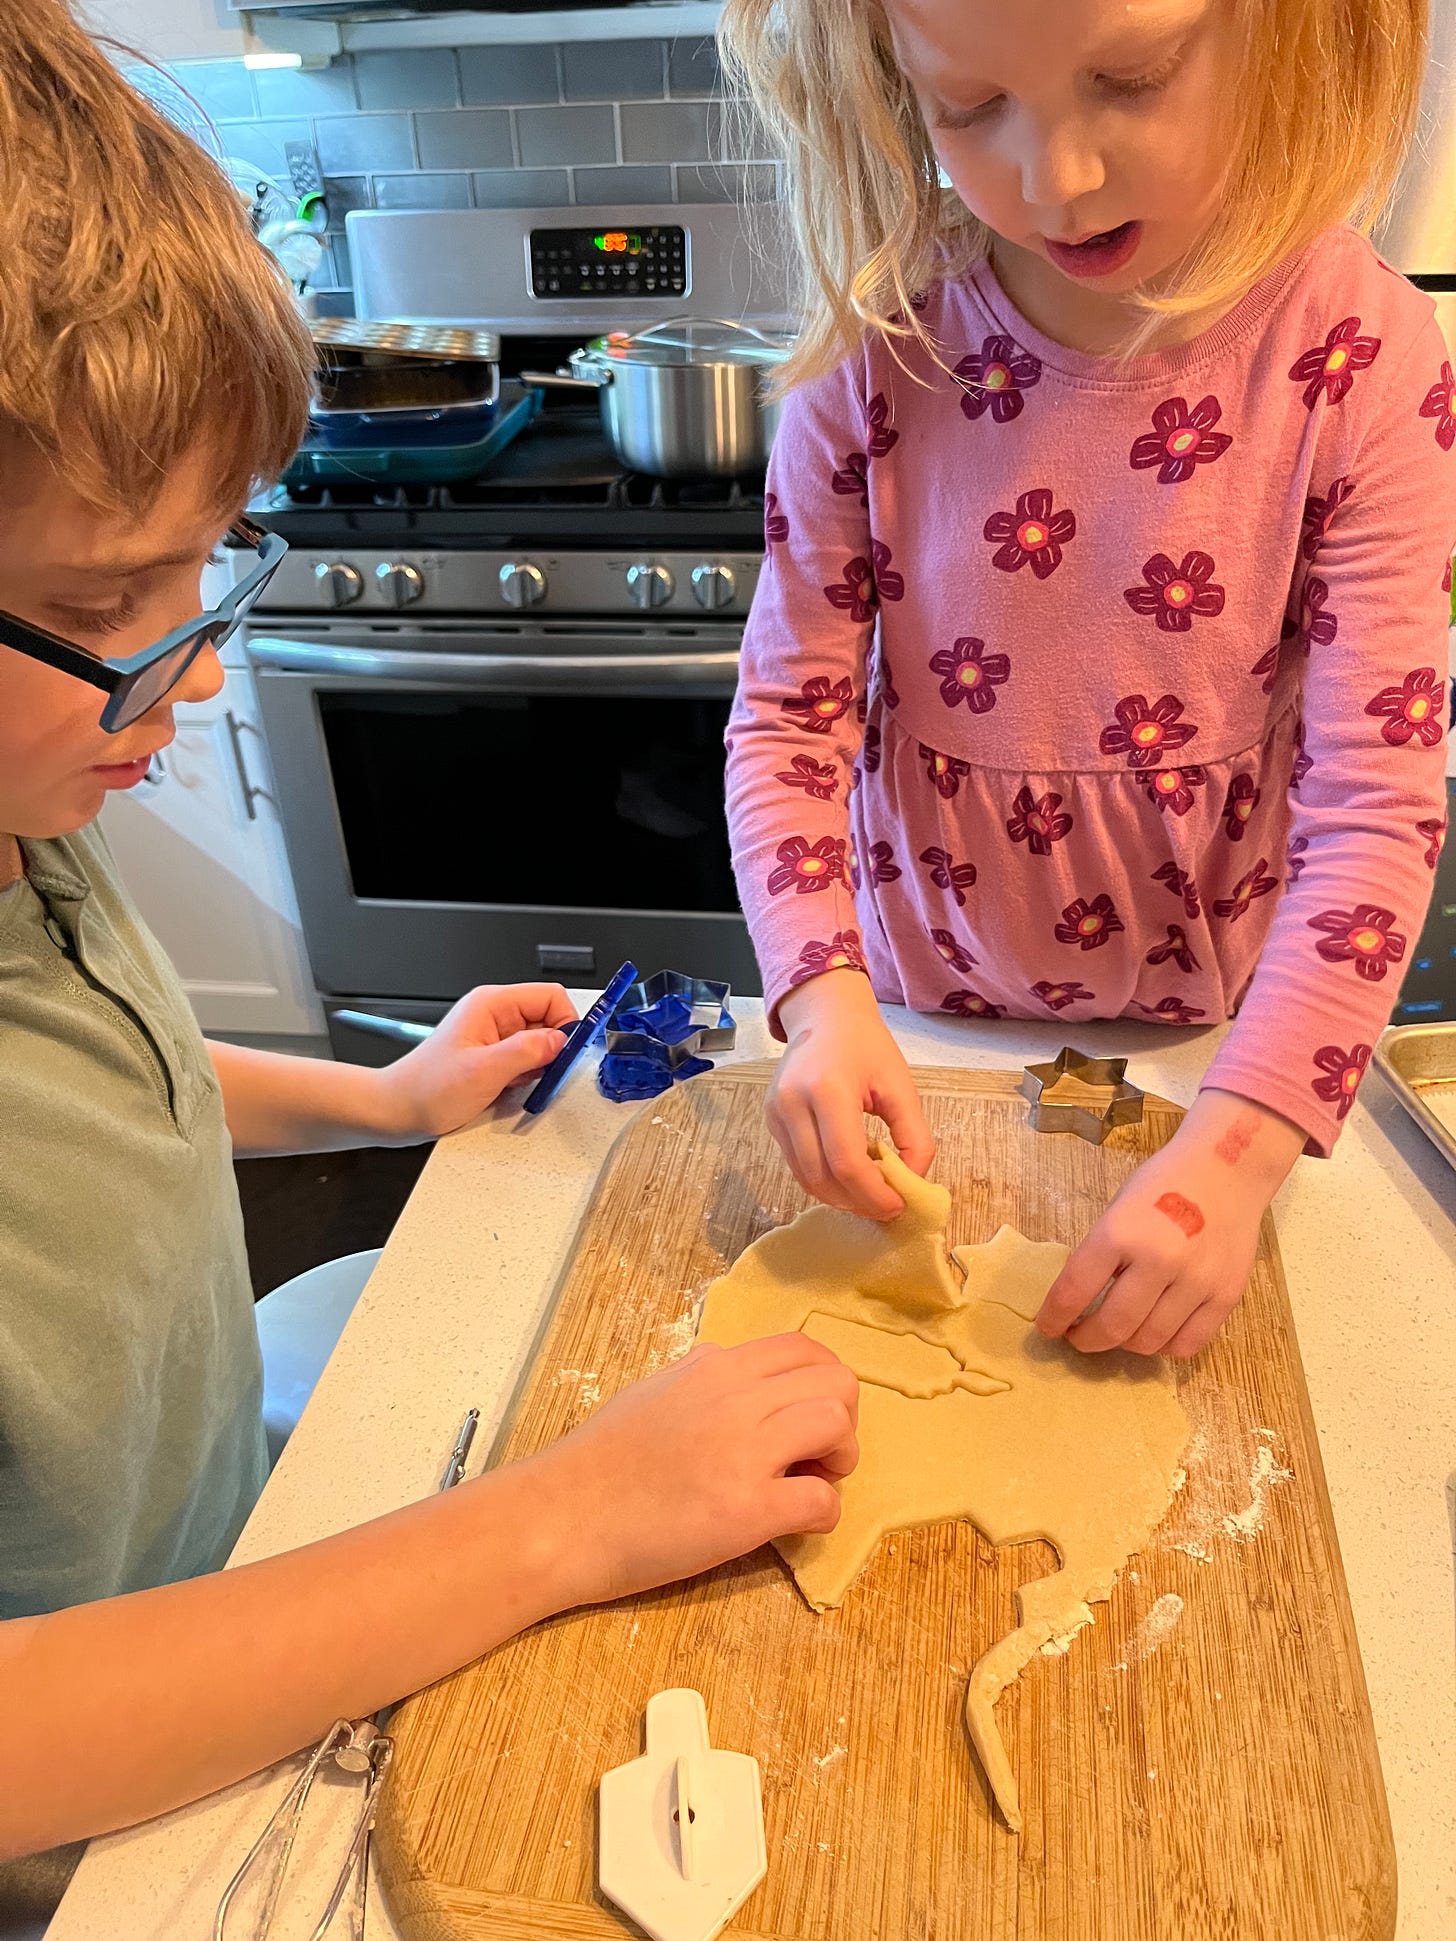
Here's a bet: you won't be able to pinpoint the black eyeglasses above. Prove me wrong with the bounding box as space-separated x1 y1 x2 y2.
0 517 288 733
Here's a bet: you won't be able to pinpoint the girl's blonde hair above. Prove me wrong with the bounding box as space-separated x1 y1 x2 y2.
722 0 1429 383
0 0 314 514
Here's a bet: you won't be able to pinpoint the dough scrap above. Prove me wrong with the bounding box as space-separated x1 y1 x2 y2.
696 1144 1190 1832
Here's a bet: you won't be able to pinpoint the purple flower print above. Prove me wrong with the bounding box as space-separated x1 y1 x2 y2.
1152 860 1201 917
984 487 1075 579
1289 577 1337 656
1138 765 1208 817
1030 979 1094 1013
782 675 854 733
831 450 870 506
766 835 845 896
862 723 882 774
1289 316 1381 409
866 392 899 459
878 648 900 711
1007 786 1073 855
1124 551 1225 633
1308 904 1407 982
1250 639 1282 696
824 556 877 622
791 931 867 984
1301 476 1353 561
1290 719 1313 791
1365 667 1446 748
929 927 978 973
764 492 789 549
919 743 971 799
1101 693 1199 767
1222 773 1261 841
1146 924 1200 973
871 541 904 601
864 840 901 888
1419 361 1456 451
1418 816 1446 869
1286 835 1310 881
1055 894 1124 951
1213 856 1279 921
920 845 977 907
1311 1041 1371 1120
941 988 1006 1021
929 636 1011 713
955 333 1042 424
1128 395 1232 483
776 754 839 800
1134 997 1207 1025
1446 552 1453 595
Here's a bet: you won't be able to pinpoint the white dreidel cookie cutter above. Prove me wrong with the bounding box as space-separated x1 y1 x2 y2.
599 1689 766 1941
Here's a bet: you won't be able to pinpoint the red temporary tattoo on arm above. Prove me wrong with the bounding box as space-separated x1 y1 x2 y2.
1155 1191 1205 1238
1214 1110 1259 1167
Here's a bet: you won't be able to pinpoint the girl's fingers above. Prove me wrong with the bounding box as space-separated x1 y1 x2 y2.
869 1076 936 1177
1037 1228 1125 1337
1162 1293 1235 1360
1124 1281 1207 1357
768 1094 849 1211
755 1358 860 1435
1064 1255 1169 1352
818 1100 908 1219
726 1332 844 1382
763 1395 859 1479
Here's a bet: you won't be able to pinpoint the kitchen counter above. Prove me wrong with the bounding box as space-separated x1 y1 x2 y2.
47 1003 1456 1941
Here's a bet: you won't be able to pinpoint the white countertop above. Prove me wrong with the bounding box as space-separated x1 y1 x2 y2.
47 1003 1456 1941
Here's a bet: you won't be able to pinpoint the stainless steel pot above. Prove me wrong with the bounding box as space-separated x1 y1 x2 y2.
523 318 793 479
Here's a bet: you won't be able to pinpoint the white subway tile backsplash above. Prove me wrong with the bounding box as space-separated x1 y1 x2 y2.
516 103 617 168
620 100 713 165
315 114 416 174
355 50 461 113
561 39 666 103
459 43 562 107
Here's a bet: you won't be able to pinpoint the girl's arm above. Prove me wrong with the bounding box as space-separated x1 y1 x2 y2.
0 1335 857 1860
207 983 577 1156
1043 307 1452 1358
727 358 934 1216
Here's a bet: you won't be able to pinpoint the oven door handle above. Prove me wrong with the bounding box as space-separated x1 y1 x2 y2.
245 637 740 691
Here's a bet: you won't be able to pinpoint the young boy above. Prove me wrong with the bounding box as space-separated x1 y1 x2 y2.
0 0 858 1863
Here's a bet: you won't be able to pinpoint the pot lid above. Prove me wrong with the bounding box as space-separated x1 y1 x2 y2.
310 318 502 363
585 317 794 369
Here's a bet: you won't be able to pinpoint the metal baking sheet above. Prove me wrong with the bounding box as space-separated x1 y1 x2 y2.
1374 1023 1456 1168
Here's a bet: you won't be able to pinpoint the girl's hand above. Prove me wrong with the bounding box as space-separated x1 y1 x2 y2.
379 983 577 1140
1035 1090 1306 1358
525 1334 859 1607
769 970 935 1219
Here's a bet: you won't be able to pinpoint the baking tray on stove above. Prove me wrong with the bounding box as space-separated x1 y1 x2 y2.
1374 1022 1456 1169
282 380 541 486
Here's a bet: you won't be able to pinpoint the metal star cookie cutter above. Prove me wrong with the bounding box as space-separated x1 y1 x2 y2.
605 970 736 1057
1020 1046 1146 1145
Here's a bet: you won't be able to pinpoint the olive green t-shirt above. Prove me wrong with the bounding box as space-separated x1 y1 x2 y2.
0 823 266 1618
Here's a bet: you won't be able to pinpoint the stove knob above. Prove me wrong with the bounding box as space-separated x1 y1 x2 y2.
375 562 425 608
313 560 363 608
626 562 675 610
691 562 737 611
499 561 547 609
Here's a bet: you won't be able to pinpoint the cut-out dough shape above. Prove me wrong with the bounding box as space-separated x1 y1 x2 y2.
696 1144 1190 1832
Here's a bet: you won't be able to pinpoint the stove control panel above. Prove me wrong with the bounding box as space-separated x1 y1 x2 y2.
252 550 762 618
529 223 687 300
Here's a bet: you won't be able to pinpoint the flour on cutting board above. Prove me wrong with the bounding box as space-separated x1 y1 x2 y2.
553 1367 602 1407
1157 1408 1294 1562
1110 1593 1185 1671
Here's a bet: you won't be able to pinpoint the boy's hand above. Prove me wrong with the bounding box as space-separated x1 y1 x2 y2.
526 1334 859 1607
769 971 935 1219
378 983 577 1140
1035 1090 1305 1358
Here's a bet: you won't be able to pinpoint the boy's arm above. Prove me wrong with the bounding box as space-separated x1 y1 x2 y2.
207 983 576 1156
0 1336 858 1860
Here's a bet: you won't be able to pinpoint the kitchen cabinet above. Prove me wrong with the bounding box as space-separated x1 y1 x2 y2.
101 641 324 1040
79 0 246 61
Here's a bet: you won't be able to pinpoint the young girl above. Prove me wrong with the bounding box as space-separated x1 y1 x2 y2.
723 0 1451 1361
0 0 856 1866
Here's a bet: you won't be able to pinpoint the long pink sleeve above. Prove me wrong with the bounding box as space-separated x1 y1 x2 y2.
726 229 1451 1149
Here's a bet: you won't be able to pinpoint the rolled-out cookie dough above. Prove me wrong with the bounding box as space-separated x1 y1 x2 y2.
696 1144 1190 1832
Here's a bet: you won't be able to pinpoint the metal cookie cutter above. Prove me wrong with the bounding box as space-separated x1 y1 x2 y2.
1020 1047 1146 1145
606 971 737 1058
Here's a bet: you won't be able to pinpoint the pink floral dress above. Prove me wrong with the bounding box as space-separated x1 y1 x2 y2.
726 228 1453 1153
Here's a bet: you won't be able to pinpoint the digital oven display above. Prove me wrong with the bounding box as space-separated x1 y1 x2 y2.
529 224 687 299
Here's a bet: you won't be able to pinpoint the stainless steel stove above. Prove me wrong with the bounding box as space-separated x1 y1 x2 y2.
245 205 792 1055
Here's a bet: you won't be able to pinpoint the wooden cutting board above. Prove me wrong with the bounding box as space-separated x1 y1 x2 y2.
375 1063 1394 1941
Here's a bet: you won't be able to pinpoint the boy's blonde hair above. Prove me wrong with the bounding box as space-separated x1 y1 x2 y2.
723 0 1429 383
0 0 314 515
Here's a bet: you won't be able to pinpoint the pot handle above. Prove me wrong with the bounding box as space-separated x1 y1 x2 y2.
519 368 610 391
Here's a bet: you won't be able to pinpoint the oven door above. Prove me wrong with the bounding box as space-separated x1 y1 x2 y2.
246 618 762 1001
